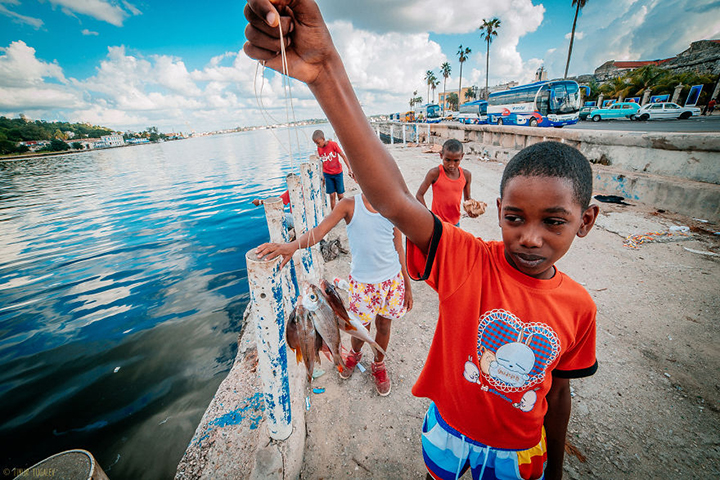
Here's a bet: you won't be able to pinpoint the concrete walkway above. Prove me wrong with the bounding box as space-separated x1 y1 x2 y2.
177 144 720 479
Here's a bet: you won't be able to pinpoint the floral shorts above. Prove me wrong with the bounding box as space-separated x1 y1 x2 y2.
348 272 407 326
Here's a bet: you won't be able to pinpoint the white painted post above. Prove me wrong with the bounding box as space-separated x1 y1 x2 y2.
287 173 307 234
245 250 292 440
264 197 298 317
376 126 380 138
390 124 394 144
427 124 431 144
286 173 323 284
264 196 289 243
300 162 319 229
308 157 326 224
402 124 406 146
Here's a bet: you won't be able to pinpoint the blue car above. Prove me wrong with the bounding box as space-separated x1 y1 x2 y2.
589 102 640 122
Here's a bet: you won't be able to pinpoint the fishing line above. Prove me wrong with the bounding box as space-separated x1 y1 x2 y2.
251 16 319 257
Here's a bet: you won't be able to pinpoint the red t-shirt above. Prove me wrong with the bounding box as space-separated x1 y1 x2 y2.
317 140 344 175
407 217 597 450
431 165 466 225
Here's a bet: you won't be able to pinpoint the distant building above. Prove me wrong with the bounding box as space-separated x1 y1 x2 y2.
534 66 548 82
99 134 124 148
438 86 477 110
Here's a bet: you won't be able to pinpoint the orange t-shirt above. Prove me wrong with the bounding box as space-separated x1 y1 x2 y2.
407 217 597 450
431 165 466 225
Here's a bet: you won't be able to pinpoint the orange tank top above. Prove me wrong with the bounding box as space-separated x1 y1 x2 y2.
431 165 465 225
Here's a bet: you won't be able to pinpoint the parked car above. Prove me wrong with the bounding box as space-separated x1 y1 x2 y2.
589 102 640 122
635 102 701 120
579 106 595 121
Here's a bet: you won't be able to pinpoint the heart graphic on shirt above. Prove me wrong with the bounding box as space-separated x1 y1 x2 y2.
477 309 560 393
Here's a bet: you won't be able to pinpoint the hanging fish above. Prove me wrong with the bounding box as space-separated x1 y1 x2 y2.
319 278 388 359
286 303 323 381
301 283 346 375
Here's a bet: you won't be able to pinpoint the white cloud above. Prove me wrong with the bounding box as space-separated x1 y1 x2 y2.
543 0 720 78
82 29 99 36
0 0 44 28
316 0 543 35
0 40 67 87
47 0 140 27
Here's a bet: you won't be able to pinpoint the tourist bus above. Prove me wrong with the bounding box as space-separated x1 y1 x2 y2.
413 103 441 123
457 100 488 125
487 80 581 127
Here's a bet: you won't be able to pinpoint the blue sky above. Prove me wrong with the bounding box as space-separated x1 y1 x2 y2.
1 0 718 133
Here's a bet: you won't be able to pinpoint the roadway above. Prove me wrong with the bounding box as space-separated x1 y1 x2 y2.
567 114 720 133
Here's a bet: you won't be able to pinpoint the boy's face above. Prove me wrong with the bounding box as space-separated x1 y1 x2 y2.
440 149 463 172
313 137 327 148
497 175 598 280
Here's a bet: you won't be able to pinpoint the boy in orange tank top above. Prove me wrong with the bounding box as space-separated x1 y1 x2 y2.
415 139 480 226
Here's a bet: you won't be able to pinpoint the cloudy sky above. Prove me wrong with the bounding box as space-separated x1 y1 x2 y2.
1 0 718 133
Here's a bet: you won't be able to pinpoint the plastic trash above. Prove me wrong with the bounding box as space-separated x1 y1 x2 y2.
356 363 366 373
312 368 325 379
305 396 311 410
333 277 350 291
312 387 325 394
669 225 690 233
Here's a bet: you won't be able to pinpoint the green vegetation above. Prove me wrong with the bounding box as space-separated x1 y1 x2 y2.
0 116 114 142
479 18 501 100
0 116 115 155
457 45 471 104
593 66 715 104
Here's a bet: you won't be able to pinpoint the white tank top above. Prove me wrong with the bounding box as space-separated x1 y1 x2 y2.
346 195 401 284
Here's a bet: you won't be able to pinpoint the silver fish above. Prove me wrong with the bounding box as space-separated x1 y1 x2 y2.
301 283 346 375
287 304 323 381
319 278 388 359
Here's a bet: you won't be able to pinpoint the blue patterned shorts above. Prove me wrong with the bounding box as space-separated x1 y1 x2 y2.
422 402 547 480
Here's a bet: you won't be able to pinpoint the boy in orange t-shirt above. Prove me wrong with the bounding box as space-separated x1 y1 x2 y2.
244 2 599 478
415 139 477 226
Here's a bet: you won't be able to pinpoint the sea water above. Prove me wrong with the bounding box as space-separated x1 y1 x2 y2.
0 125 325 479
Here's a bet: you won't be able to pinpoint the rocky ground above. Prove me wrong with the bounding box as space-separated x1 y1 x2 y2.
297 144 720 479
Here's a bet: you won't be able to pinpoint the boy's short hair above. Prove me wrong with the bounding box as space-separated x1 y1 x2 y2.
442 139 463 154
500 141 593 210
312 130 325 141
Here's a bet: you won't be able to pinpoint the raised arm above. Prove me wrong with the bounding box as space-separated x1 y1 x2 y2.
244 0 434 253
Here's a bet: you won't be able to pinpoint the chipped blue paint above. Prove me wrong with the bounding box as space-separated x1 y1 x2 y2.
191 392 265 447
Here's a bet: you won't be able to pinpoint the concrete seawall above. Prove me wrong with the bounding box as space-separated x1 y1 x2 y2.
375 122 720 222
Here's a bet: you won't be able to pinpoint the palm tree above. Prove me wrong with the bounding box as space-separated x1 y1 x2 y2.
564 0 588 79
431 77 440 104
457 45 471 106
479 18 501 100
440 62 452 114
424 70 436 106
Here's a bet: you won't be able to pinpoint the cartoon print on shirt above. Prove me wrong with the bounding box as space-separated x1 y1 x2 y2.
488 333 536 387
513 389 539 412
463 309 561 412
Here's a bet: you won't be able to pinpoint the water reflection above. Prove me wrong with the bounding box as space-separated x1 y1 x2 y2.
0 126 321 479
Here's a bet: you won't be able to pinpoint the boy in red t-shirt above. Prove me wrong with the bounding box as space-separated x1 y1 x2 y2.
415 139 479 226
312 129 353 210
245 2 600 479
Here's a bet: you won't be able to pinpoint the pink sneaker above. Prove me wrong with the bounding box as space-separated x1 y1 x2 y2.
371 361 391 396
340 350 362 379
